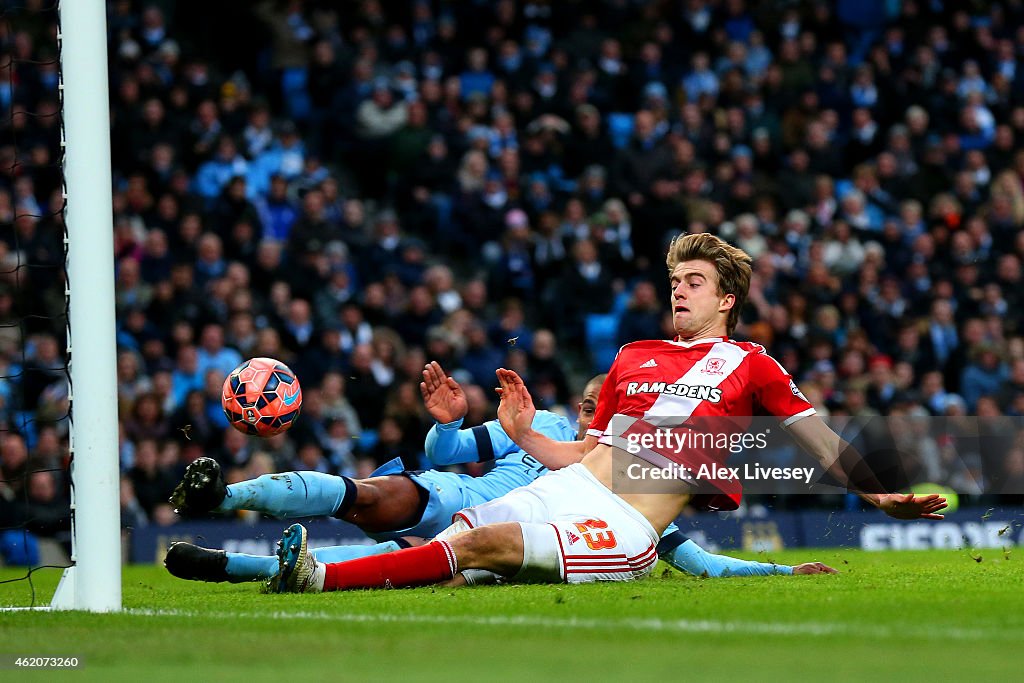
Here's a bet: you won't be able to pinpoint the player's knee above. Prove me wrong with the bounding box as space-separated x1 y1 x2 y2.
350 479 378 508
349 476 420 515
344 479 392 518
450 524 523 575
451 526 498 561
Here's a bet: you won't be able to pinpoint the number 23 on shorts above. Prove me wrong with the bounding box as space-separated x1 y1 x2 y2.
573 519 618 550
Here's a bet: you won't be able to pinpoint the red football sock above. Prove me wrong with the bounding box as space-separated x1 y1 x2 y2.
323 540 457 591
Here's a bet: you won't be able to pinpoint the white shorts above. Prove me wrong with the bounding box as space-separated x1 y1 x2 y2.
455 463 660 584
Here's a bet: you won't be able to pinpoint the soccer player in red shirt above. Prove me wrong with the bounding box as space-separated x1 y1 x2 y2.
275 233 946 592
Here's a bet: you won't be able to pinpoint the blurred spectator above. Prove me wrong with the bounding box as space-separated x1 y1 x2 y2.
346 343 388 428
21 470 69 537
0 433 30 500
551 239 614 339
367 416 408 469
196 323 243 379
528 330 570 406
123 392 170 444
120 477 148 529
194 137 248 203
460 321 503 390
961 343 1009 411
618 281 663 347
128 438 178 517
293 441 330 474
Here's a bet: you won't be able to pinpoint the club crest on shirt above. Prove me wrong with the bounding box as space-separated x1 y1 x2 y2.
702 357 726 375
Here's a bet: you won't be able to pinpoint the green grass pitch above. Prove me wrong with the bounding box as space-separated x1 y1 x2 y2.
2 549 1022 681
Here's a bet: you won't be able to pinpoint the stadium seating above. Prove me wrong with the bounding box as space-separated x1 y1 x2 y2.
585 313 622 372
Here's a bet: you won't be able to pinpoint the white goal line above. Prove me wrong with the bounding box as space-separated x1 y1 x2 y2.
122 608 1013 643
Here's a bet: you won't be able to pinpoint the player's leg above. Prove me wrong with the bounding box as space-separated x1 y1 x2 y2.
452 464 662 586
163 537 423 583
452 464 662 585
311 464 662 589
265 536 430 591
168 457 425 531
170 457 349 517
277 512 660 593
271 462 675 591
329 467 553 588
434 517 501 586
164 542 273 583
337 475 427 532
275 521 526 592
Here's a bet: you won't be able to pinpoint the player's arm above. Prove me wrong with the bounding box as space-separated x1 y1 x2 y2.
424 419 492 465
784 416 947 520
496 368 592 469
422 363 578 465
420 360 515 466
751 352 946 521
420 361 482 465
657 531 837 577
426 415 575 467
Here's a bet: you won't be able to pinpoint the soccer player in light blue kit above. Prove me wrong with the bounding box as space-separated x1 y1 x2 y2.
166 362 833 583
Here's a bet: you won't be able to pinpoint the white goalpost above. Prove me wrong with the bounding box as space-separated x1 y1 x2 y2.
48 0 122 612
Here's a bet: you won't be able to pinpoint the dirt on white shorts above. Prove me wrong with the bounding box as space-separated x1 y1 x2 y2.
454 463 660 583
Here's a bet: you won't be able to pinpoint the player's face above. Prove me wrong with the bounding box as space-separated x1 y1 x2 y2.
575 387 601 439
669 260 734 339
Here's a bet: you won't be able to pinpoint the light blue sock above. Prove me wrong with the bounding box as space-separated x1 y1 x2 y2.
224 553 280 582
215 472 349 518
663 540 793 577
222 542 405 583
311 541 405 564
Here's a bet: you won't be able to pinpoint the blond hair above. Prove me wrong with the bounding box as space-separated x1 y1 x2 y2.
665 233 752 334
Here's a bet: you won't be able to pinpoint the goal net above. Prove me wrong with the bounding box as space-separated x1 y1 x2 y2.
0 0 120 612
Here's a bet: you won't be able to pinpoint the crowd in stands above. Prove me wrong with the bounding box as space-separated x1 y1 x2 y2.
4 0 1024 539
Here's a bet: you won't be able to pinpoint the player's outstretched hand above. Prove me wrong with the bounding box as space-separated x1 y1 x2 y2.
792 562 839 575
420 361 467 424
495 368 536 443
877 492 947 520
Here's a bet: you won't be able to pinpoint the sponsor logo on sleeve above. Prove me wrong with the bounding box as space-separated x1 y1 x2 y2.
789 379 807 402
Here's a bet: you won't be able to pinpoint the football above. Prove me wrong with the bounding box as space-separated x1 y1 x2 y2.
221 357 303 436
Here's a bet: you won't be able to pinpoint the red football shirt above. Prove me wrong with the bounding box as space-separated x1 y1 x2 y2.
588 336 815 510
